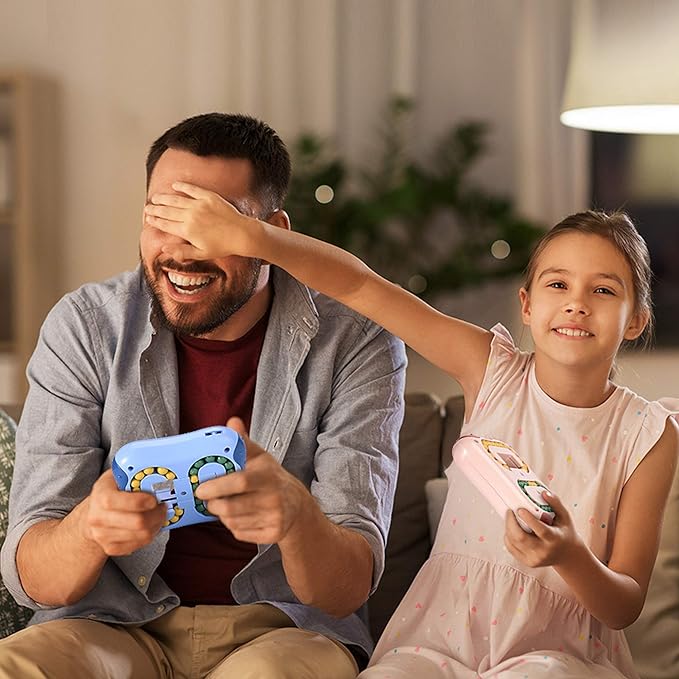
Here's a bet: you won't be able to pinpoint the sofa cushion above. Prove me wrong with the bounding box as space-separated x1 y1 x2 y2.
0 408 33 637
368 392 444 640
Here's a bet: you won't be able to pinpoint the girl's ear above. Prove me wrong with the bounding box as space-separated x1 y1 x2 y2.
519 287 531 326
624 308 650 341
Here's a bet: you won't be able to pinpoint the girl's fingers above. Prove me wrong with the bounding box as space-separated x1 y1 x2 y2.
516 509 548 538
144 214 184 236
161 244 206 261
172 181 214 199
542 490 564 516
149 192 193 208
144 204 184 222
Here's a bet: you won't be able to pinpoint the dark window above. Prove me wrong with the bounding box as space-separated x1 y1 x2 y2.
591 131 679 346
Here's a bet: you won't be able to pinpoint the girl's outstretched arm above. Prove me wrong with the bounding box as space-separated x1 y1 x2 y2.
506 416 678 629
144 182 493 406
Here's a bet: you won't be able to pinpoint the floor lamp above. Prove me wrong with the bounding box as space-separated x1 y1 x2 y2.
560 0 679 134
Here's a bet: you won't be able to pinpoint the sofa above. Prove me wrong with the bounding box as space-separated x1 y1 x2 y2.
1 395 678 678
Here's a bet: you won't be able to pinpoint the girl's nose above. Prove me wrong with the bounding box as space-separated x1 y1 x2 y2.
563 298 590 315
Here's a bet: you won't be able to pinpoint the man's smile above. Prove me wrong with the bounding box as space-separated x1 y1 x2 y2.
165 269 219 296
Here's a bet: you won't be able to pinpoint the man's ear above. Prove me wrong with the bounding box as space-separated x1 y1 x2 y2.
623 308 650 341
519 287 531 326
267 209 291 232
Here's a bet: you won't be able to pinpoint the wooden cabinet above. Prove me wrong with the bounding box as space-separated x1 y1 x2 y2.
0 72 59 402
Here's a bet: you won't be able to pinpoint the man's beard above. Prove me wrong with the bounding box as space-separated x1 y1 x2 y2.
142 256 263 337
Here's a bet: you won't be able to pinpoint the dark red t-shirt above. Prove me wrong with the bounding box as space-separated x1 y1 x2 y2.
156 312 269 605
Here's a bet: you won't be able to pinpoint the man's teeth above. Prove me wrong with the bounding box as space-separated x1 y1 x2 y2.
167 271 216 294
555 328 592 337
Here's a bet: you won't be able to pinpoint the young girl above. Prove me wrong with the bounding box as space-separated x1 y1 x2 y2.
145 186 678 679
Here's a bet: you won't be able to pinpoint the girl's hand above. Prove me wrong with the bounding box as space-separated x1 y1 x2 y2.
504 491 584 568
143 181 262 261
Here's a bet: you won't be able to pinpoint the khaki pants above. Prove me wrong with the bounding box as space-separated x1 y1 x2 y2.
0 603 359 679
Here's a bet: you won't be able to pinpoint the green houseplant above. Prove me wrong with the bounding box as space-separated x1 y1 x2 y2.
286 97 545 300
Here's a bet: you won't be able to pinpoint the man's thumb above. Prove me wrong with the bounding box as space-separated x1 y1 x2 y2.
227 416 247 436
227 417 263 460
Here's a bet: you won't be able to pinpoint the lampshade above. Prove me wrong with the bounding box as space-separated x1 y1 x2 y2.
561 0 679 134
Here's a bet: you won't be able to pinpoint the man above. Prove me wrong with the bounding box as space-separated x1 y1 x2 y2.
0 113 406 678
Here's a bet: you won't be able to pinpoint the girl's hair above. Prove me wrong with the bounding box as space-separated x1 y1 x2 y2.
523 210 654 347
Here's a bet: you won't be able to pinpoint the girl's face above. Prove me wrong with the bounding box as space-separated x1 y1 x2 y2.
519 233 648 371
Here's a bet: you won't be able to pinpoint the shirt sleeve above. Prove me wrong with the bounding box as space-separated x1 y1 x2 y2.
311 322 406 594
0 294 106 609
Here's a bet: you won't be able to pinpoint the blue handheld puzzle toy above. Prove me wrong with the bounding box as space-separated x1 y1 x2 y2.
112 426 246 529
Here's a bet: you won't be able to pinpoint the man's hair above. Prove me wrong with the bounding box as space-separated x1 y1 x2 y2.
145 112 291 215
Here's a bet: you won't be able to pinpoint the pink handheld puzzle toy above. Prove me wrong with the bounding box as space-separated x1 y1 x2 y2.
452 435 555 532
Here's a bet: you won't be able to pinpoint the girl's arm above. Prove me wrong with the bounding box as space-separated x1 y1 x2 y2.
144 182 493 407
506 416 678 629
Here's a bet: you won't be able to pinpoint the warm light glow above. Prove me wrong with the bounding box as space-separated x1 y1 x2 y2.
407 274 427 294
314 185 334 204
560 105 679 135
490 240 511 260
560 0 679 136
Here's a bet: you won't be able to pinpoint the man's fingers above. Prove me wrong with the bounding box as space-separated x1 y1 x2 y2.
95 470 160 512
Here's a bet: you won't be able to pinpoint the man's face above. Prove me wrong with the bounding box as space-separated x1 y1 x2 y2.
141 148 266 337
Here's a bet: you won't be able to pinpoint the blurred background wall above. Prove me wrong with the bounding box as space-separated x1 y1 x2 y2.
0 0 676 403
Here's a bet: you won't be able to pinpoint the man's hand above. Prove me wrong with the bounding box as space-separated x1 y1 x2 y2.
195 417 308 545
82 469 167 556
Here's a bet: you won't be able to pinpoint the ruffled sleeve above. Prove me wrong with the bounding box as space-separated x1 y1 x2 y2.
623 398 679 484
467 323 531 422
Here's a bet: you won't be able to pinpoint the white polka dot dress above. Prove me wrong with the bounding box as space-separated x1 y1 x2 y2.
363 325 675 679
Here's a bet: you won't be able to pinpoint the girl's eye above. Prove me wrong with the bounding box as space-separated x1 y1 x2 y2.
547 281 566 289
594 287 615 295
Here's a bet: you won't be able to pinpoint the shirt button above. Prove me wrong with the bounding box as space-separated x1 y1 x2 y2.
156 605 165 614
137 576 147 587
273 438 280 450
